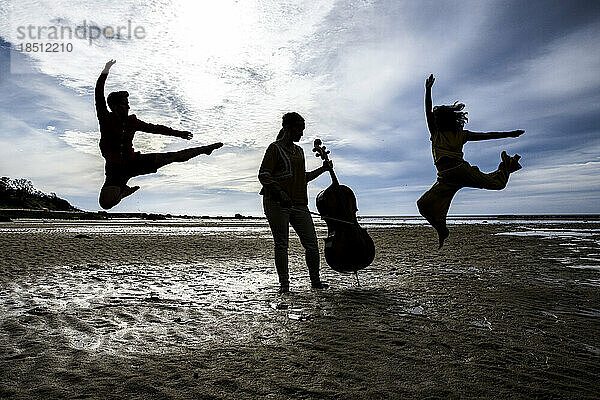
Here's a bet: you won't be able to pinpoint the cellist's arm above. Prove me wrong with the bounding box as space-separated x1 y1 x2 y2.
306 160 332 182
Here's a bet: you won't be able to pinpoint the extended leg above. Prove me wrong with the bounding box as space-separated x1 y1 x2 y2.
153 142 223 169
417 181 460 248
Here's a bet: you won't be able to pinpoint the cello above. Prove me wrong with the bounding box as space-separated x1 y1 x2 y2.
312 139 376 273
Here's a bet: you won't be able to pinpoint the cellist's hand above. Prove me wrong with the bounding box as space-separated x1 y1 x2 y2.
322 160 333 171
279 191 292 208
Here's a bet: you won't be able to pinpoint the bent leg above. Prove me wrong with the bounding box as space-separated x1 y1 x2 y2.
289 205 321 285
417 181 460 248
460 152 522 191
462 164 508 190
99 184 139 210
99 185 122 210
263 197 291 289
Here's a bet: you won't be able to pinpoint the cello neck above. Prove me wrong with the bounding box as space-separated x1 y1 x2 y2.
313 138 340 186
328 167 339 186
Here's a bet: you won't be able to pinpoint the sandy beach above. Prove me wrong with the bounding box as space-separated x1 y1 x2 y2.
1 218 599 399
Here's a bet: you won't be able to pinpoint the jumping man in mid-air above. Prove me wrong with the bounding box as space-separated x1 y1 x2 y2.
95 59 223 209
417 74 524 248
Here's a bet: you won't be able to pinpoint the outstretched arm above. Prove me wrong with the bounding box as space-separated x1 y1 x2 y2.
464 129 524 141
134 118 193 140
425 74 435 134
95 59 115 117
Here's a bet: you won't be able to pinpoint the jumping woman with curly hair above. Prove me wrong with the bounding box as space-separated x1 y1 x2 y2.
418 74 524 248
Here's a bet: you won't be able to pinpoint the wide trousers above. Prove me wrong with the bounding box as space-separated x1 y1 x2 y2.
417 160 510 243
263 197 321 288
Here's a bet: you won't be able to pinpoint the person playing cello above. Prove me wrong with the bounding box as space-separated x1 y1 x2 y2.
258 112 332 293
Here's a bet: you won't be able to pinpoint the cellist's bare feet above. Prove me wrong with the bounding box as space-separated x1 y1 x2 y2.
201 142 223 155
311 282 330 290
278 285 290 294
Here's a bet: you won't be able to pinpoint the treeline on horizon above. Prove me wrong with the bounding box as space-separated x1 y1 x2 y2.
1 177 597 220
0 177 78 211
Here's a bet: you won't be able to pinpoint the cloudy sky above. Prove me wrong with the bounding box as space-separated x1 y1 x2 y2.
0 0 599 216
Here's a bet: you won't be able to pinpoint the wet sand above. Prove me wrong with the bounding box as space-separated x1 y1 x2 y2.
1 219 599 399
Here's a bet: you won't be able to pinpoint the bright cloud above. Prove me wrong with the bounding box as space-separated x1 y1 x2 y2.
1 0 599 215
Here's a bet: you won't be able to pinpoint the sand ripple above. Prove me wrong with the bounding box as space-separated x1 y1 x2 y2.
1 220 599 399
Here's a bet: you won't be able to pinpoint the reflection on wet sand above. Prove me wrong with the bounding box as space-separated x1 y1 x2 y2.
1 219 599 398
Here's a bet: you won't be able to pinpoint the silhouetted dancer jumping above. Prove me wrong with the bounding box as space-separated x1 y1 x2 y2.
258 112 332 293
417 74 524 248
95 60 223 209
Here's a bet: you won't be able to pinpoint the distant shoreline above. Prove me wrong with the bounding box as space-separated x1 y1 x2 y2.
0 209 261 221
0 208 599 222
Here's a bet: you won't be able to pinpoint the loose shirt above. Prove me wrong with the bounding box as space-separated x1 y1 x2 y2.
258 140 308 205
95 73 179 165
430 128 467 163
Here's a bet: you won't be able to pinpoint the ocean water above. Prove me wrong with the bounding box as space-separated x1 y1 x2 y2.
1 215 599 231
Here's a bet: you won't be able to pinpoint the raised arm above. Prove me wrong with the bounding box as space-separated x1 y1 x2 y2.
95 59 115 117
464 129 524 141
133 117 193 140
425 74 435 134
